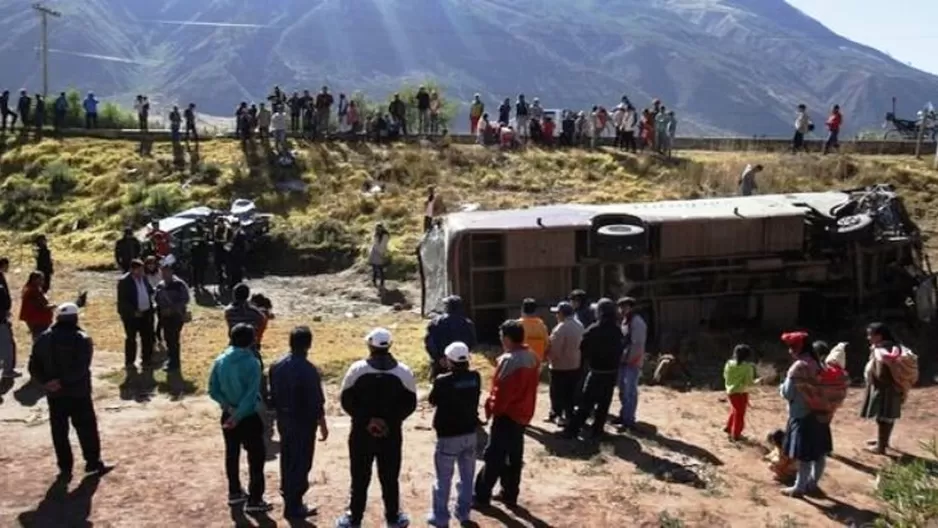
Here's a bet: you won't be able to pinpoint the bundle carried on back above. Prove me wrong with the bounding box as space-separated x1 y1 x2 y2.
788 342 850 422
865 342 919 394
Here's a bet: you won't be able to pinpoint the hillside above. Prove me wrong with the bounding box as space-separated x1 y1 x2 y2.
1 0 936 135
2 136 938 275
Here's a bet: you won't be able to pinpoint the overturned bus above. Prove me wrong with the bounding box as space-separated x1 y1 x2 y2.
418 184 935 342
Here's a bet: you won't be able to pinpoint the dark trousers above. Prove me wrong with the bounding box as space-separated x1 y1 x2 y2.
290 113 300 132
228 257 245 288
48 395 102 473
278 419 317 516
185 122 198 141
161 316 184 371
549 368 581 421
121 311 155 368
190 257 207 288
1 110 17 131
53 111 65 131
41 271 52 293
138 115 148 132
623 131 637 152
824 130 839 154
118 260 131 274
85 113 97 129
474 415 525 503
372 265 385 288
792 131 806 153
423 216 433 232
222 412 266 501
565 370 616 436
347 427 403 524
214 247 226 285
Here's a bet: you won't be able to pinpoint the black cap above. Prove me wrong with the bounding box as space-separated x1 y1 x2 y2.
521 298 537 315
550 301 575 316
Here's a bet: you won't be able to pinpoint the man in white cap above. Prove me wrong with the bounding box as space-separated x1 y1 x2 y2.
427 342 481 527
28 303 108 479
336 328 417 528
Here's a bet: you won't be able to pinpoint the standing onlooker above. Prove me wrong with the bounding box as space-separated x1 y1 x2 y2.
347 101 361 134
570 289 594 329
19 271 54 341
860 322 906 455
226 220 248 288
388 94 407 136
425 295 477 380
114 228 142 273
469 94 484 135
612 104 626 149
17 90 31 129
546 301 584 425
315 86 334 137
424 186 445 232
134 95 149 132
429 90 442 136
473 320 539 508
589 106 602 149
288 92 300 132
640 109 654 151
83 92 98 129
0 90 17 132
184 103 198 143
53 92 67 132
666 110 677 157
792 104 812 154
518 298 549 364
335 328 417 528
427 342 481 528
208 323 272 512
169 106 182 144
723 344 756 441
739 164 763 196
29 303 108 478
271 105 287 153
154 262 190 373
189 222 209 290
269 326 329 521
34 94 45 134
0 257 19 379
337 93 349 132
416 86 431 135
617 297 646 431
515 94 529 139
563 299 622 440
116 259 155 372
655 106 669 154
35 235 53 293
823 105 842 155
257 103 271 141
368 223 390 289
498 98 511 126
213 218 229 289
779 334 832 497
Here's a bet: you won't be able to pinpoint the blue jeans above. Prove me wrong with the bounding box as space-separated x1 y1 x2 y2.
430 432 476 526
618 364 640 426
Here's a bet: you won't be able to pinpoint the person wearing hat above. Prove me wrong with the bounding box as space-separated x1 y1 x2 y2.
336 328 417 528
34 234 53 294
518 298 549 364
474 319 539 508
117 259 155 372
546 301 584 425
226 220 249 289
208 323 272 513
425 295 477 380
564 298 623 440
28 302 108 478
114 227 142 273
569 289 593 328
616 296 647 431
427 342 481 527
154 260 190 372
268 326 329 521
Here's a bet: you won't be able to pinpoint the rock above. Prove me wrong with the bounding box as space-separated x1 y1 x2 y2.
312 315 322 322
392 303 404 312
345 312 358 319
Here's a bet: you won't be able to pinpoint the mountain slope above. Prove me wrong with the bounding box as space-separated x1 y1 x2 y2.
0 0 934 135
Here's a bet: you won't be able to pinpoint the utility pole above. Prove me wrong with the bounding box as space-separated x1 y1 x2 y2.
32 3 61 98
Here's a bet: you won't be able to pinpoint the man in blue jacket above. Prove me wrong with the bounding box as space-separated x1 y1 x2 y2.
424 295 477 379
268 326 329 521
208 323 271 513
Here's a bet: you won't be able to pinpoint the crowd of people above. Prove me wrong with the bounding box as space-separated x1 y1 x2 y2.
0 89 101 134
0 248 919 525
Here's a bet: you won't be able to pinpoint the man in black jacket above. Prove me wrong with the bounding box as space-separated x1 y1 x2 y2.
0 90 17 132
0 257 19 379
563 298 624 440
388 94 407 137
335 328 417 528
424 295 477 380
116 259 155 371
114 228 142 273
35 235 53 293
269 326 329 521
17 90 31 130
28 303 108 478
427 342 481 527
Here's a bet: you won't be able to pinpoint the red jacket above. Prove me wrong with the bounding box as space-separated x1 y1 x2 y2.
826 112 842 132
149 230 170 257
484 346 539 425
19 285 53 328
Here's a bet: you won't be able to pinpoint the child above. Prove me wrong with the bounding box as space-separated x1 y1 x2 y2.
765 429 797 484
723 344 757 441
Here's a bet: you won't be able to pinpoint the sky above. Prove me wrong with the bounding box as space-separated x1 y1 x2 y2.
787 0 938 75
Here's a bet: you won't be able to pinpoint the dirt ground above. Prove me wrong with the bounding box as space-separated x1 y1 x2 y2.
1 268 937 527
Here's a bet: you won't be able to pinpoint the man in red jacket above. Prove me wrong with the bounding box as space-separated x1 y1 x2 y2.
823 105 843 155
473 319 539 509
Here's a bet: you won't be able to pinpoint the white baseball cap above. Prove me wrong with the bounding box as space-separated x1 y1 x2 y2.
366 327 393 348
57 302 80 317
444 342 470 363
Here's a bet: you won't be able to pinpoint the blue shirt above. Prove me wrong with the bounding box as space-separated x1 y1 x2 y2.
208 346 262 422
268 352 325 424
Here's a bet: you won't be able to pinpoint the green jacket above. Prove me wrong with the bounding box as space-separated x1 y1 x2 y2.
208 345 262 422
724 359 756 394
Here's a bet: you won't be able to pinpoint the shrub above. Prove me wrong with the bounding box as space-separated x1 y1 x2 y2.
40 161 78 198
143 184 188 219
875 438 938 527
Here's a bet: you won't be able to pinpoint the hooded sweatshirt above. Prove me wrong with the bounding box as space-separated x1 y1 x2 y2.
425 297 477 361
208 345 262 422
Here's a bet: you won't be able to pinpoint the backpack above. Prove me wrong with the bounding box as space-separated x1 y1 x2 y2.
871 345 920 394
790 360 849 422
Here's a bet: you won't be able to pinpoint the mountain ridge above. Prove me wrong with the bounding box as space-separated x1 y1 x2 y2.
0 0 934 135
